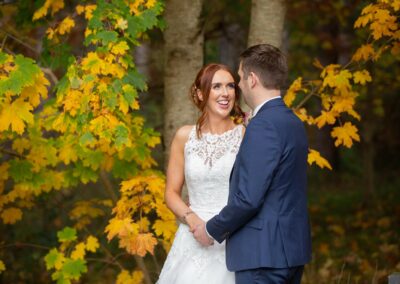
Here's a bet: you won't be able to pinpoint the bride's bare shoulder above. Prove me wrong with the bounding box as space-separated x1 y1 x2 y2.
173 125 195 145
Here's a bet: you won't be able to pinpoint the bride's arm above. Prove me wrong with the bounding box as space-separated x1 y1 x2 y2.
164 126 203 231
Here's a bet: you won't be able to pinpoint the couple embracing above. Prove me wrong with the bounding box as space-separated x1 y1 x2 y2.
157 44 312 284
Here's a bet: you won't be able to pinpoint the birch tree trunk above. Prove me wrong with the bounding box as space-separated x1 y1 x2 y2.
248 0 286 48
163 0 204 161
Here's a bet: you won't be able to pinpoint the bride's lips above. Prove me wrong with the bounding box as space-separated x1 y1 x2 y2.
217 100 230 109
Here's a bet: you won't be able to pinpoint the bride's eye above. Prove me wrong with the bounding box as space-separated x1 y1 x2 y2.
227 83 235 89
212 83 221 90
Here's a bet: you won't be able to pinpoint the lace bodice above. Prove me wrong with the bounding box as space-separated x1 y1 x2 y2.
156 125 242 284
184 124 243 213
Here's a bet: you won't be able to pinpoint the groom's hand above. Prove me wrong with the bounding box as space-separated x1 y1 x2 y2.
192 221 214 247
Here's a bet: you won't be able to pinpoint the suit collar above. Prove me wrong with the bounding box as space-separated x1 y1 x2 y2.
254 97 285 117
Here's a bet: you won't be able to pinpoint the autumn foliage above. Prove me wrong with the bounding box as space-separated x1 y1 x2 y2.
0 0 175 282
0 0 399 283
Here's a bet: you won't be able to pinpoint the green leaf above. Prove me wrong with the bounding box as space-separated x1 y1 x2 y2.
96 31 119 45
79 132 95 146
115 125 129 148
112 159 138 179
57 227 77 242
0 51 7 64
61 259 87 280
9 159 33 182
70 77 81 89
0 55 40 95
72 162 98 184
123 85 138 105
104 91 117 109
123 70 147 91
45 248 62 269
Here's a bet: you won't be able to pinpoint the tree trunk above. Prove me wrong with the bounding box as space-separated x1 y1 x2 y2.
163 0 204 162
247 0 286 48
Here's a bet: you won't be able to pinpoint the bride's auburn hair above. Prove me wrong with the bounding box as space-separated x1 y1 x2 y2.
190 63 244 138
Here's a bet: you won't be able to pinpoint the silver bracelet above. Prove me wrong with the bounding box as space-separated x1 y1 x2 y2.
181 210 194 223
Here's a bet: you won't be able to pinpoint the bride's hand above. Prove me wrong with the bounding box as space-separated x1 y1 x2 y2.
185 213 204 232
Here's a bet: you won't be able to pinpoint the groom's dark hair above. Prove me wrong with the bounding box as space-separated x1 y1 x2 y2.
239 44 288 90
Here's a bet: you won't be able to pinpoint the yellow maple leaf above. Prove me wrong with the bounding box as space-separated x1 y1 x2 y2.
1 207 23 224
26 147 48 172
58 143 78 165
32 0 65 20
86 236 100 252
71 242 86 260
0 260 5 274
0 99 34 134
12 138 31 154
116 270 144 284
32 1 50 21
322 65 352 91
320 93 332 110
119 96 129 115
284 77 302 107
294 108 314 125
111 41 130 55
354 13 374 28
0 163 9 182
116 270 132 284
120 177 142 192
314 111 337 129
63 89 82 117
331 122 360 148
352 44 375 62
76 5 85 15
105 218 139 240
46 28 55 40
370 9 398 40
49 0 64 15
82 52 105 75
115 18 128 30
84 5 97 20
145 0 157 8
58 16 75 35
353 70 372 85
307 149 332 170
122 233 157 256
131 271 144 283
145 175 164 194
153 219 177 241
392 0 400 11
334 70 353 90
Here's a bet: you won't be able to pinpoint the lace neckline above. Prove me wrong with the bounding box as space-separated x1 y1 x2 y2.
199 124 242 138
185 124 243 168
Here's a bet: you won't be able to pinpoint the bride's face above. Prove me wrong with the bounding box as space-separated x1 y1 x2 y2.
203 70 236 119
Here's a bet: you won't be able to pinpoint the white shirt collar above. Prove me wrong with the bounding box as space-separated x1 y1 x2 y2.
252 96 281 117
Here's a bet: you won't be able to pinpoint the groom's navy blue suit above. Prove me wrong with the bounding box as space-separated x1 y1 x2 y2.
206 98 311 283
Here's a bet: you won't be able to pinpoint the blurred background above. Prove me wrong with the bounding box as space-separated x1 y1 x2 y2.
0 0 399 283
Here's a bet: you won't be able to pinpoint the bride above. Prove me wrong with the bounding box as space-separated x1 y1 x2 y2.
157 63 245 284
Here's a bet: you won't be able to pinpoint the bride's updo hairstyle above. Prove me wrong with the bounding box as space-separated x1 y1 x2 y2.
190 63 244 138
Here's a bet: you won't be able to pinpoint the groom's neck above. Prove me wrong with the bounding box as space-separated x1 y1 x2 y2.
251 89 281 110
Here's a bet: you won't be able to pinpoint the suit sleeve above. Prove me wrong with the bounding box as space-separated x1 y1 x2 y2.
206 118 282 243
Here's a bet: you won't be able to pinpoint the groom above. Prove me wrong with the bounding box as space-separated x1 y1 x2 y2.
193 44 312 283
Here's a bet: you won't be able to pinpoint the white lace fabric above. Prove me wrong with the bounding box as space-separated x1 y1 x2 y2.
157 125 243 284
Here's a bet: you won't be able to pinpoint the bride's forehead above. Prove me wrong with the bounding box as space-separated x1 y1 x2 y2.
212 70 234 83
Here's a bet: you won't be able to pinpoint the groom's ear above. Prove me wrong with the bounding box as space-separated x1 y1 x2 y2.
249 72 258 88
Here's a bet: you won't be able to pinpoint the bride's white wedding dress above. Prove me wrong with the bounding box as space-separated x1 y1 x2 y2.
157 124 243 284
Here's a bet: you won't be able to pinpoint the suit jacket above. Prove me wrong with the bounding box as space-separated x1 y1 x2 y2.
206 98 312 271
